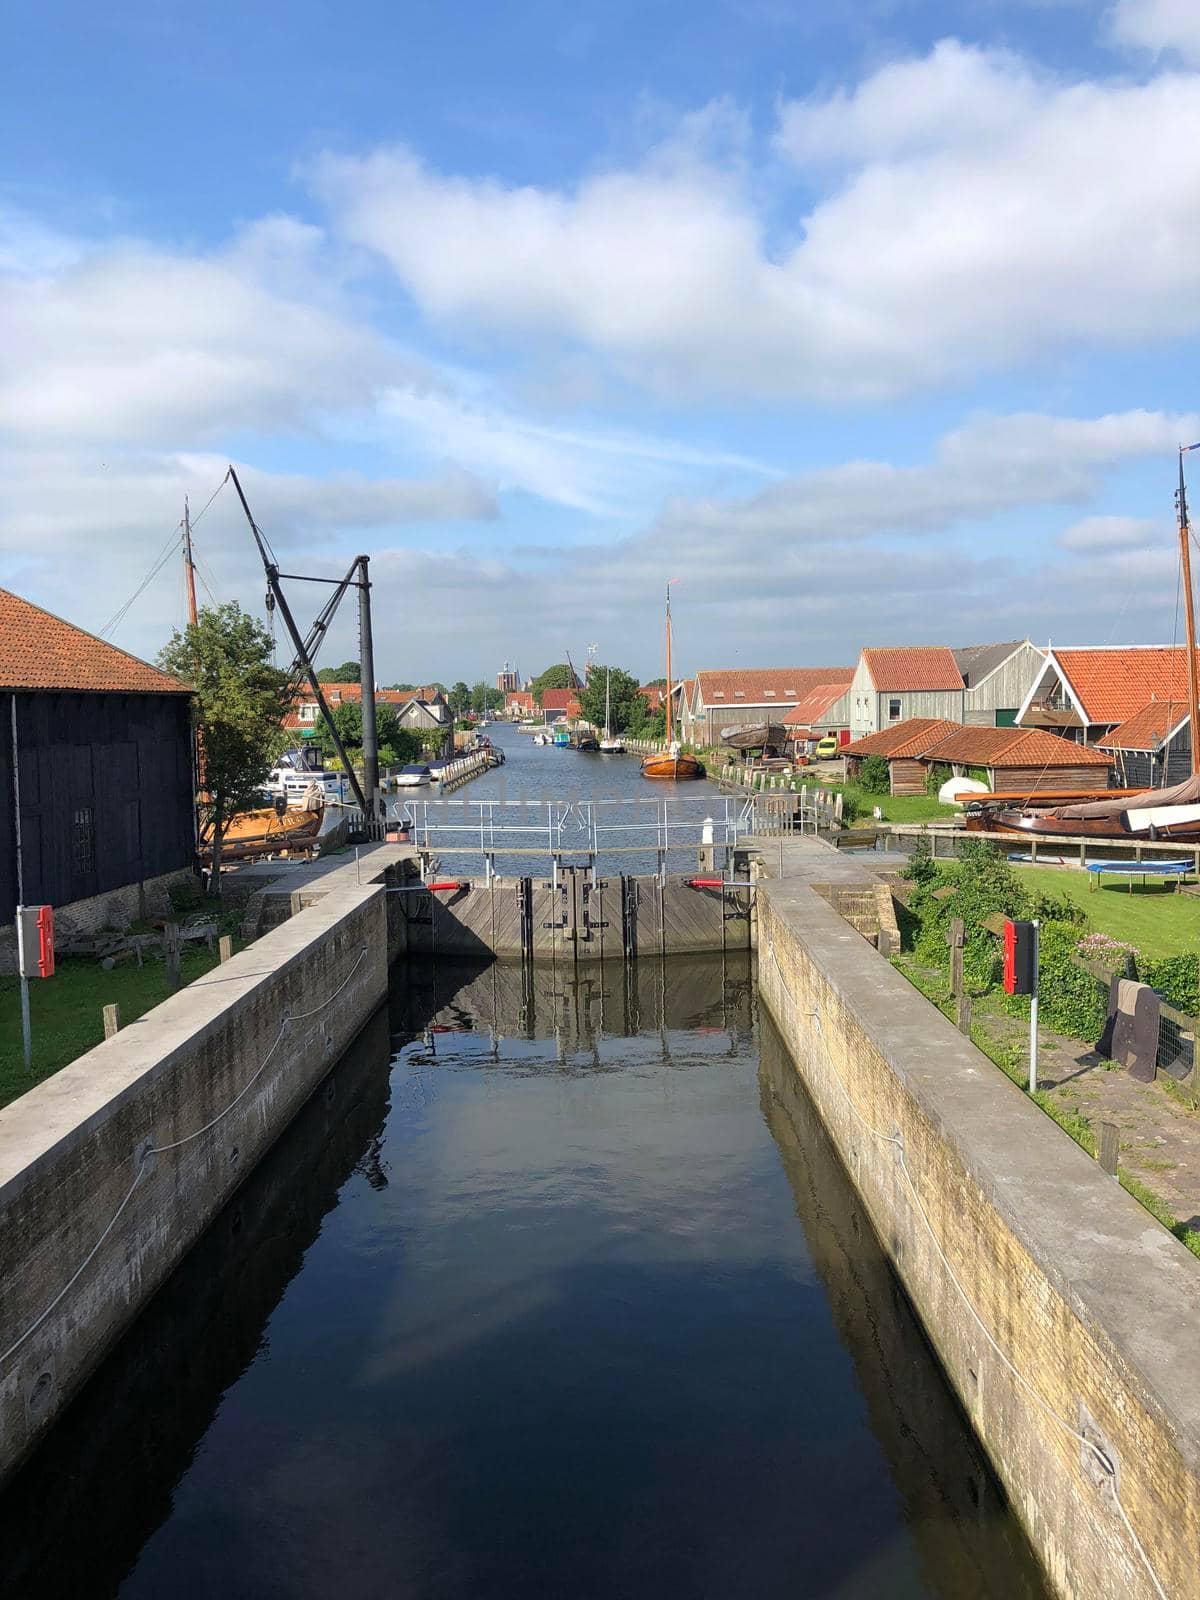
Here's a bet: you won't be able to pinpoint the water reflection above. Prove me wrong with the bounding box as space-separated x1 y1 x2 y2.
758 1015 1047 1599
0 957 1046 1600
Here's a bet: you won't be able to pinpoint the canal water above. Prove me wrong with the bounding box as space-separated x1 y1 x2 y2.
1 953 1047 1599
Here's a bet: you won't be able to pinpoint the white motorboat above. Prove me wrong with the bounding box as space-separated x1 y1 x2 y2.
394 763 434 788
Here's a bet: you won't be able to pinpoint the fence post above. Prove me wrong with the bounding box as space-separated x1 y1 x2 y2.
103 1003 120 1040
162 923 181 991
948 917 965 998
219 934 233 963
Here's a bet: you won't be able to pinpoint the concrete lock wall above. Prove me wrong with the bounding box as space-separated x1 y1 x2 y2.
0 881 389 1487
757 877 1200 1600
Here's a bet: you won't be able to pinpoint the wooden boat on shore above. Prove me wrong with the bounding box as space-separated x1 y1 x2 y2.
200 804 324 862
641 581 704 781
964 775 1200 842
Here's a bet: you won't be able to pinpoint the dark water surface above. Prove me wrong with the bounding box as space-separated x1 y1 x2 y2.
1 956 1047 1599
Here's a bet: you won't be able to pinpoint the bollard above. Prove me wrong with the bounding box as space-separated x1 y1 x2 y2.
219 934 233 964
103 1002 120 1040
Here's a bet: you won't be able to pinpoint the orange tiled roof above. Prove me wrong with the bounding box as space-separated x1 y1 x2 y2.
843 719 961 759
1097 699 1191 752
0 587 189 695
784 682 849 726
861 647 963 692
696 666 853 705
540 688 580 713
639 684 665 709
1048 648 1200 726
928 726 1109 768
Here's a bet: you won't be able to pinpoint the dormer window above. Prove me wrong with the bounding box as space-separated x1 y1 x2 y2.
763 690 776 697
735 691 745 698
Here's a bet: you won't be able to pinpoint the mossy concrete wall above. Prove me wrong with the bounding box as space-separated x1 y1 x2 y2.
758 860 1200 1600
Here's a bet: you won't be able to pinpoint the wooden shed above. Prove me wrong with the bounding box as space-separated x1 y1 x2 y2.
918 726 1112 794
0 588 195 939
841 719 961 795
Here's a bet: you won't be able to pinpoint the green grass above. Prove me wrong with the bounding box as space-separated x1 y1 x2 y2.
795 779 956 824
0 946 229 1109
1009 864 1200 960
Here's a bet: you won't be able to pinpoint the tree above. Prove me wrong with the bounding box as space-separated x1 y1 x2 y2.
314 699 423 768
530 663 575 706
158 603 290 890
317 660 361 683
469 681 504 715
576 665 645 734
858 755 891 795
448 681 471 716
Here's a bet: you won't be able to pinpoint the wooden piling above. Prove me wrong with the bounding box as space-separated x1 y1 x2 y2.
103 1003 120 1040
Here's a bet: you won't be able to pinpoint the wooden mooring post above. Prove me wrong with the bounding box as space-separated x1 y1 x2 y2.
219 934 233 964
947 917 965 1000
102 1003 120 1040
163 923 181 991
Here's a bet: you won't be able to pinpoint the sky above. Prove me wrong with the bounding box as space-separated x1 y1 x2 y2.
3 0 1200 685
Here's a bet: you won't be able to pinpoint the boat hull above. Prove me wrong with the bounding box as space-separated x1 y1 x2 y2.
640 752 706 781
964 809 1200 842
201 805 324 861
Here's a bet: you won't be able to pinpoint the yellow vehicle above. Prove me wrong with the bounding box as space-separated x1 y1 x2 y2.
814 736 840 759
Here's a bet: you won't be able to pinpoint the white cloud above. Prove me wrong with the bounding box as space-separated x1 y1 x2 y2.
651 409 1196 547
1107 0 1200 63
308 43 1200 401
1057 513 1158 550
0 240 402 444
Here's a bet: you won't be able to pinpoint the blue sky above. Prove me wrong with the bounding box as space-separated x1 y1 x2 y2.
3 0 1200 682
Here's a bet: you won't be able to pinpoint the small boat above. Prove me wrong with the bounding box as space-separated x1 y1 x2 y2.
533 731 552 746
719 722 787 755
576 735 600 752
201 803 323 862
554 728 571 747
599 670 625 751
641 582 705 781
394 763 434 788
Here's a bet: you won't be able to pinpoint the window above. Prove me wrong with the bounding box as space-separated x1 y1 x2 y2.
298 703 317 723
888 698 902 720
73 806 95 876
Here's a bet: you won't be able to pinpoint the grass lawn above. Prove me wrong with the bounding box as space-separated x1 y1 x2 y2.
796 780 956 824
1010 865 1200 960
0 946 228 1109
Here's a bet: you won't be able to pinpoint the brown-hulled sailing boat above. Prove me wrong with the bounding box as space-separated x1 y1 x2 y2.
963 448 1200 843
641 581 704 781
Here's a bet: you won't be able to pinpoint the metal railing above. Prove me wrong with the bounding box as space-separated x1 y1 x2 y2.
391 794 751 858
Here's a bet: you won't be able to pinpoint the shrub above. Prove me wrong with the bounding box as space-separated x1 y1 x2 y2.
1029 920 1108 1040
1141 954 1200 1016
925 761 952 795
858 754 891 794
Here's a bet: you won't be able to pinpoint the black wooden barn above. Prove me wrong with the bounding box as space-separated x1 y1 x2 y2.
1097 703 1193 791
0 588 195 925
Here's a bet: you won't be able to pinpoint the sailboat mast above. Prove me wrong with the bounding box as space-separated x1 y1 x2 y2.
1177 449 1200 776
182 497 199 628
662 582 672 742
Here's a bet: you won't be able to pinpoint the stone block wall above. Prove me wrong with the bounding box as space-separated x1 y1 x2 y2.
758 878 1200 1600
